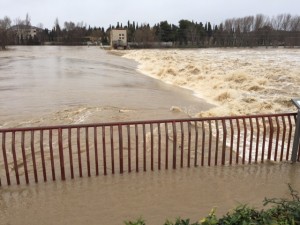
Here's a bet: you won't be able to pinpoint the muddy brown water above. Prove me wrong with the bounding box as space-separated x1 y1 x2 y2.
1 163 300 225
1 46 300 225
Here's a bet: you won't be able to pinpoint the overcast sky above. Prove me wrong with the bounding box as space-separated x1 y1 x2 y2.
2 0 300 29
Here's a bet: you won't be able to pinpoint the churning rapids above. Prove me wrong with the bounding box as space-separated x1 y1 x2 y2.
1 46 300 225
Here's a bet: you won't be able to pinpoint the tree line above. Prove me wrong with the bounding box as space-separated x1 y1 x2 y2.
0 13 299 50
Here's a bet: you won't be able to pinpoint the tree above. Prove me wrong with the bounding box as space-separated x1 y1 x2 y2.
0 16 12 50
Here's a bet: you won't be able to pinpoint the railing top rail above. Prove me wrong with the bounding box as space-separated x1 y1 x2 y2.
0 112 297 133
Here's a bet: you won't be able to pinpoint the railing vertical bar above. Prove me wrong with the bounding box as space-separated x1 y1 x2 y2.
110 126 115 174
201 121 205 166
40 130 47 182
286 116 293 160
118 125 123 174
208 120 212 166
150 123 154 171
135 124 139 172
221 120 227 165
215 120 219 166
236 119 240 164
262 117 267 162
274 117 280 161
58 128 65 181
180 122 184 168
31 130 38 183
127 125 131 173
11 132 20 185
165 123 169 169
187 122 191 168
249 118 254 164
102 126 107 175
1 132 10 185
280 116 286 162
255 118 260 163
49 129 56 181
94 127 99 176
77 128 82 177
68 128 74 179
268 117 274 160
143 124 146 172
242 118 247 164
158 123 161 170
173 122 177 169
194 121 198 167
85 127 91 177
21 131 29 184
229 119 234 165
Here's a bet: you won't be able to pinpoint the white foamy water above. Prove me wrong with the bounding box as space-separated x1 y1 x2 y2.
123 48 300 117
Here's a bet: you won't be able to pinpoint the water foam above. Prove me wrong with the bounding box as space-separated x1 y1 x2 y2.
124 48 300 117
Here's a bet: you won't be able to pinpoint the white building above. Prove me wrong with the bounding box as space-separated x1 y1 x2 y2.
110 29 127 49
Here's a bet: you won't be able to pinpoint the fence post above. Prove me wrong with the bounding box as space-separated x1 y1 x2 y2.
291 99 300 163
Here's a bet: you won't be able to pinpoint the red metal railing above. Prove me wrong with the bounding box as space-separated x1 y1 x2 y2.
0 112 298 186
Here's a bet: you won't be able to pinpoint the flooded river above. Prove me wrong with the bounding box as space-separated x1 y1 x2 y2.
0 46 211 128
1 46 300 225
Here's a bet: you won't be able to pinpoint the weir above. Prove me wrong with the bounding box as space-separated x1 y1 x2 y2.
0 112 299 186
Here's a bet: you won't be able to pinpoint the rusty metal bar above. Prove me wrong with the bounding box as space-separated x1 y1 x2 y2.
110 126 115 174
143 124 146 172
58 128 65 181
127 125 131 173
11 132 20 185
180 122 184 168
165 123 169 169
49 129 55 181
286 116 293 160
118 125 123 174
201 121 205 166
135 124 139 172
194 121 198 167
242 118 247 164
94 127 99 176
2 133 10 185
173 122 177 169
68 128 74 179
40 130 47 182
249 118 253 164
215 120 219 166
150 123 154 171
102 126 107 175
158 123 161 170
255 118 260 163
262 117 267 162
221 119 227 165
187 122 191 167
31 130 38 183
236 119 240 164
274 117 280 161
280 116 286 162
77 128 82 177
86 127 91 177
268 117 274 160
21 131 29 184
229 119 234 165
208 120 212 166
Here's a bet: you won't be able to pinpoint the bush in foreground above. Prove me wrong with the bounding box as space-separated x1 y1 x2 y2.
125 184 300 225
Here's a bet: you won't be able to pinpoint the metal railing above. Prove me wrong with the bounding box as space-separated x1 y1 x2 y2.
0 112 298 186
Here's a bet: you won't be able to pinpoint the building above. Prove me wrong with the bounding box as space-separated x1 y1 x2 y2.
110 29 127 49
10 25 42 44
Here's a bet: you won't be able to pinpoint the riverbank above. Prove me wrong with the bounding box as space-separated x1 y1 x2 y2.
122 48 300 117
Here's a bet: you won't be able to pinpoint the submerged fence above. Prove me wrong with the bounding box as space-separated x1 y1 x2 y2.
0 112 299 186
